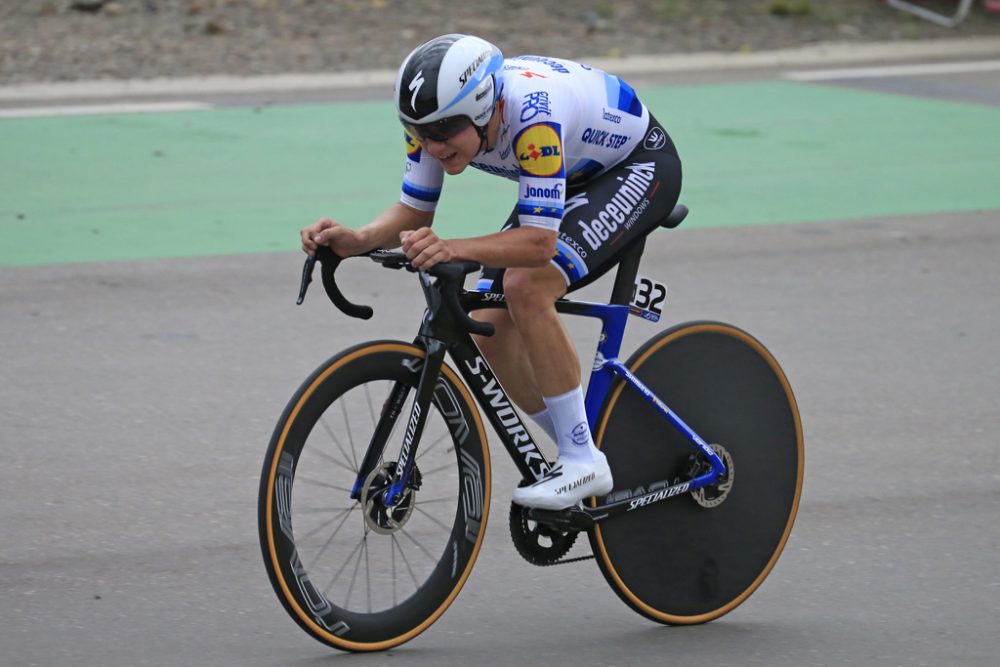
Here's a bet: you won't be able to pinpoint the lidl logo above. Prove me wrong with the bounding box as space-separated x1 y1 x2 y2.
515 123 564 177
404 130 421 157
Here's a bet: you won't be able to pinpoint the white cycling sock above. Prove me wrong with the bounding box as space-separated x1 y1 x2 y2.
542 386 599 463
527 408 558 444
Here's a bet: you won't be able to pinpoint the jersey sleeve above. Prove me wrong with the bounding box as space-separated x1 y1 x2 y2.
513 120 566 231
399 131 444 212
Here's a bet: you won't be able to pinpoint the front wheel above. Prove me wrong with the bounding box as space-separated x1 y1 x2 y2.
589 322 803 624
258 341 491 651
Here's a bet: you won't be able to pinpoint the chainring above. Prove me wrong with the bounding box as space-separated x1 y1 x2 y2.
508 502 579 566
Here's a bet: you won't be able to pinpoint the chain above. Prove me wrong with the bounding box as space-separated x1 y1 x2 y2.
547 553 595 566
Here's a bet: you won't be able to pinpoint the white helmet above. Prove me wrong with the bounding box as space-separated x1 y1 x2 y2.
395 34 504 143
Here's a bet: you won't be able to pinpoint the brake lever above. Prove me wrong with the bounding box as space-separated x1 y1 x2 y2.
296 255 317 305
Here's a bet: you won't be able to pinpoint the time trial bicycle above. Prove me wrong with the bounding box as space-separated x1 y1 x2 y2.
258 204 804 652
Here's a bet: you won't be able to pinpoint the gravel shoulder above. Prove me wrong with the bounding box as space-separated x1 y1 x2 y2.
2 0 999 85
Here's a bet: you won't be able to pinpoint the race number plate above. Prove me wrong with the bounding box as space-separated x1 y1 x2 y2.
629 275 668 322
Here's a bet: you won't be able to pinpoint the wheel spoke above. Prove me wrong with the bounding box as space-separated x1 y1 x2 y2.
319 417 359 474
416 429 449 460
339 397 362 471
364 531 372 613
399 526 438 564
322 534 365 597
298 505 354 543
414 496 454 505
393 534 421 591
342 534 366 609
307 505 357 571
295 505 357 515
391 531 397 607
414 505 453 534
304 441 357 475
296 475 354 493
419 462 455 478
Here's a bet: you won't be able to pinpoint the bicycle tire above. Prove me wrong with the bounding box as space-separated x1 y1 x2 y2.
588 321 803 624
258 341 491 651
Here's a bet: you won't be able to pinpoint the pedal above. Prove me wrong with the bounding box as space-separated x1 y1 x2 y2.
526 505 594 531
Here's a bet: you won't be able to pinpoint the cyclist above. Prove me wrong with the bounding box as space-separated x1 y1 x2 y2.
301 34 682 510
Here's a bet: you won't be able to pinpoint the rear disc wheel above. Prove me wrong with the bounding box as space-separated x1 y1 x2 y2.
589 322 803 624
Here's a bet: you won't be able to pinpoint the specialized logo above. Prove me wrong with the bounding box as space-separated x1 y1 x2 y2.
520 71 548 79
628 482 690 510
459 50 491 86
644 126 667 150
408 70 425 111
515 123 563 177
555 472 596 495
576 162 657 251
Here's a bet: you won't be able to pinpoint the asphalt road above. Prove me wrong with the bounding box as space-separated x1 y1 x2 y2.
2 58 999 666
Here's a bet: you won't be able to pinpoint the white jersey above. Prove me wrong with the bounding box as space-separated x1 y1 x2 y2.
400 55 650 231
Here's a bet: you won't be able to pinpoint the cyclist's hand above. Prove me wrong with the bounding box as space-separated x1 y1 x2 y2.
401 227 454 270
302 218 365 258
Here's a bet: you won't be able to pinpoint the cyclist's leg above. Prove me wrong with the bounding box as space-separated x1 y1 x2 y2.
505 263 613 509
472 209 553 419
502 265 578 398
472 309 545 415
510 115 682 509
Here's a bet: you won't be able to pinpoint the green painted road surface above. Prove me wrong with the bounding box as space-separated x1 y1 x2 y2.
2 81 999 267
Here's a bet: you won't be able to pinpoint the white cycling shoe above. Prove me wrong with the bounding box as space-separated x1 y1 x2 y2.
512 452 614 510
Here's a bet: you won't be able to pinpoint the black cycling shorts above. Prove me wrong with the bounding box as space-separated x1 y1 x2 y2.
477 113 682 294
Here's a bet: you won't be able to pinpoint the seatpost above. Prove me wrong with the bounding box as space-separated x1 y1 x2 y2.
609 238 646 306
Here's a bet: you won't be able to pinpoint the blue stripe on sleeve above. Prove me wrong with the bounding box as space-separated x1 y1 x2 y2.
553 239 588 283
517 201 564 219
401 181 441 203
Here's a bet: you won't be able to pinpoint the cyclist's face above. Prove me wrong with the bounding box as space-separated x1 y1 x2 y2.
420 125 480 175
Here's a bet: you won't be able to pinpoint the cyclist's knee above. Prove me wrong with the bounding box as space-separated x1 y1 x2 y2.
503 265 565 314
472 309 514 357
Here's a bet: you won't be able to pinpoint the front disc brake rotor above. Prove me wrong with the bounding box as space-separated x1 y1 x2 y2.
361 462 416 535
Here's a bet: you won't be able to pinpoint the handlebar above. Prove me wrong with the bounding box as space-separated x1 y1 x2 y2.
297 247 495 337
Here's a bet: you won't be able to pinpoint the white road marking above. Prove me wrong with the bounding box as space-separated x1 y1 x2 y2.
0 101 213 119
785 59 1000 81
1 37 999 104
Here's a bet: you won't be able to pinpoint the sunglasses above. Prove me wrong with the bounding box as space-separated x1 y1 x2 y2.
403 115 473 143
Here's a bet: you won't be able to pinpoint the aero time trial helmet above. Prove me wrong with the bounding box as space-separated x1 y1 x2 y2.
394 34 504 144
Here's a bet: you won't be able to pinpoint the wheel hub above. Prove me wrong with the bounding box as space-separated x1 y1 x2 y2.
361 462 416 534
691 443 735 509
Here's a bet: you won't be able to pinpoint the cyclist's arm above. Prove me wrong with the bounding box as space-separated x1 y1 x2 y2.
401 225 556 270
357 202 434 249
450 226 555 268
304 202 432 257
